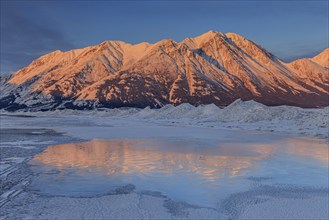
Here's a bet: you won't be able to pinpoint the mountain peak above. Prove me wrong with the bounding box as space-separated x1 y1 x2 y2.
181 30 224 49
202 30 219 36
194 30 223 40
155 39 177 46
1 31 328 110
225 32 255 47
311 48 329 68
225 32 244 39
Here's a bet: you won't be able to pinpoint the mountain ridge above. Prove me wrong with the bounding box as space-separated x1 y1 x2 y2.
1 31 328 111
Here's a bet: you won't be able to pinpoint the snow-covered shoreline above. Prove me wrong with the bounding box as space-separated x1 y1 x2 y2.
2 100 328 139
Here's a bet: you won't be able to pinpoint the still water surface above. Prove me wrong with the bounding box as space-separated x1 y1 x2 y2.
29 136 328 207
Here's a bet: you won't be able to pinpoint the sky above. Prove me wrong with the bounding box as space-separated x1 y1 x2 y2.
1 0 328 74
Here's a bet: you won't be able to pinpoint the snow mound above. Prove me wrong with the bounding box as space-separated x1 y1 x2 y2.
2 100 328 138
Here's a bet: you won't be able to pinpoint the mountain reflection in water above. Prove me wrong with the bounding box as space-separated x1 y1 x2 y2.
32 138 328 179
30 137 328 206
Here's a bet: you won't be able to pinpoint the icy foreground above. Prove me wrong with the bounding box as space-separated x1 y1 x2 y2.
0 100 328 219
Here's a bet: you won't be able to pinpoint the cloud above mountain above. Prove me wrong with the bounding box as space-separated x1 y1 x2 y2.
0 6 75 73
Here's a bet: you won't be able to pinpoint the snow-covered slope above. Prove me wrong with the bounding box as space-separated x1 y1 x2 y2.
311 48 329 68
286 58 329 93
1 31 328 110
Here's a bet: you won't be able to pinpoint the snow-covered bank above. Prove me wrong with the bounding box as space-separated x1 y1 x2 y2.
240 196 328 219
5 186 328 220
2 100 328 139
221 184 329 220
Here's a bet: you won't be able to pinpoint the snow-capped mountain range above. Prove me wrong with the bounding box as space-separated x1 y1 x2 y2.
0 31 328 110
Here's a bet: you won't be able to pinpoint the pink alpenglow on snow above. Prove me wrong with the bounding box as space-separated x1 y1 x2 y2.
0 31 328 111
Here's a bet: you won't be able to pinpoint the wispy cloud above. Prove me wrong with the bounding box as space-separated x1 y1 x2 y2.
0 6 75 73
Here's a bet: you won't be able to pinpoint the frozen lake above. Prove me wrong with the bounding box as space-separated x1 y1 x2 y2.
1 109 328 219
29 135 328 208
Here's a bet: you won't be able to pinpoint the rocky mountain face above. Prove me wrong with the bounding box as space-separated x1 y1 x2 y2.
0 31 328 110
